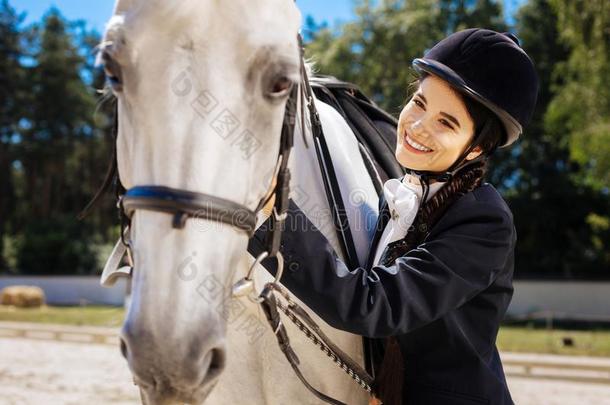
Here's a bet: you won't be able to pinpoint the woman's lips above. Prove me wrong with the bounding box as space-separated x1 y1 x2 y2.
401 131 434 154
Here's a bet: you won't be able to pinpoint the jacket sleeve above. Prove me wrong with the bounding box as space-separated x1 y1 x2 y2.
247 199 515 338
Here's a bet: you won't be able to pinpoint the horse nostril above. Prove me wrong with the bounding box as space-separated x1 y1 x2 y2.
210 348 225 371
203 348 226 383
120 337 128 359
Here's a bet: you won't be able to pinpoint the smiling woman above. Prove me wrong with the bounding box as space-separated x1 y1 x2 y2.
397 75 480 173
396 72 508 182
251 28 540 405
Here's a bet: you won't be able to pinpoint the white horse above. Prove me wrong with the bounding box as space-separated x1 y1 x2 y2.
101 1 380 404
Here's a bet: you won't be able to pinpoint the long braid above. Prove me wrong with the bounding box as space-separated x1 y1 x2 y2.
413 160 488 247
374 160 487 405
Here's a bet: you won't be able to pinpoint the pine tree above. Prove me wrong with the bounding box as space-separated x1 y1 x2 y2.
0 0 24 271
17 8 98 274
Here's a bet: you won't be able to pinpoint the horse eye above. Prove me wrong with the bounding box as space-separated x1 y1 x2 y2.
102 51 123 92
266 76 294 100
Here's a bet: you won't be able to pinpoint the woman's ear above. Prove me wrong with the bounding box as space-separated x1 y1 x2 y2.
465 146 483 161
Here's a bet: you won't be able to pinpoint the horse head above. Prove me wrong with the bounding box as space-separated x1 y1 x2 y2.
101 1 302 403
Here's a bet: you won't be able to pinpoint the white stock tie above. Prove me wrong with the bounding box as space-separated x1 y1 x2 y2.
382 178 421 244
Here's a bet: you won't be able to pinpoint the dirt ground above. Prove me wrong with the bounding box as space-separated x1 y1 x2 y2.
0 338 139 405
1 337 609 405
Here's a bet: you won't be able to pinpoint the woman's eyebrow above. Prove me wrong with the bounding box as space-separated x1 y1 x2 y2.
416 92 461 128
440 112 461 129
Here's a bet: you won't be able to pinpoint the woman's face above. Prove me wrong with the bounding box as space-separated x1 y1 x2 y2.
396 75 481 172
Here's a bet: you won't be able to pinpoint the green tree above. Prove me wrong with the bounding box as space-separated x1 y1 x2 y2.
16 8 100 274
508 0 609 278
542 0 610 276
307 0 507 114
437 0 507 34
0 0 24 272
21 8 96 218
65 20 118 240
547 0 609 190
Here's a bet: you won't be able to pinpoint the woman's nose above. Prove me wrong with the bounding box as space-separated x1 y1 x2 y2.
411 119 426 135
410 119 436 146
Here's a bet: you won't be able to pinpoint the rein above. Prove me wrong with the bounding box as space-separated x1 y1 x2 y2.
259 283 375 401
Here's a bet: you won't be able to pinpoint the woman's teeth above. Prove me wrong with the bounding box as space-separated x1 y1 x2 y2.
405 134 433 152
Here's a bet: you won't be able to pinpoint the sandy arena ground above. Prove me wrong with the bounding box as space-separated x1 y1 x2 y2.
1 337 609 405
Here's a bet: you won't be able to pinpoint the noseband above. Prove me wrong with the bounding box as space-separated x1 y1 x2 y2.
120 185 258 232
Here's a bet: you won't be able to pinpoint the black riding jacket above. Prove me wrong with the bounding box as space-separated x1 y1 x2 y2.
248 183 516 405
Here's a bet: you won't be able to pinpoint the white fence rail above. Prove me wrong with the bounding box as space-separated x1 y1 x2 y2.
1 278 610 319
501 352 610 385
0 276 128 306
0 321 119 345
509 281 610 319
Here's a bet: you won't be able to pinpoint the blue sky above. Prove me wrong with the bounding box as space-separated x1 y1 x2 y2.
12 0 524 33
12 0 356 32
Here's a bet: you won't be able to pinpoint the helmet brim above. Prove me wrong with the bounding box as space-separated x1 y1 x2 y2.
412 58 522 147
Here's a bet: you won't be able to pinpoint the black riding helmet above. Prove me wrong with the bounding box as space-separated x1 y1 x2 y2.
408 28 540 182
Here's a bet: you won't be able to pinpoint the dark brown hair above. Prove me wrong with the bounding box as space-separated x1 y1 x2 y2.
374 76 504 405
